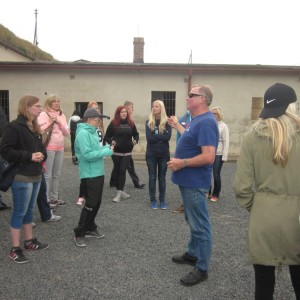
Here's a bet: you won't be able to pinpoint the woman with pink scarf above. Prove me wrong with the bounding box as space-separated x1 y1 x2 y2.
38 94 69 207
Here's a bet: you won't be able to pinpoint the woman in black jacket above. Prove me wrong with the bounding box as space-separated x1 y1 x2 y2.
0 95 48 264
104 106 139 203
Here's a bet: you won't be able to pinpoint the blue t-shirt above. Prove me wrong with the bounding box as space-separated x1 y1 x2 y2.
172 111 219 189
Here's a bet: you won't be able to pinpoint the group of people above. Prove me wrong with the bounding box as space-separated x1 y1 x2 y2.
167 82 300 298
0 82 299 299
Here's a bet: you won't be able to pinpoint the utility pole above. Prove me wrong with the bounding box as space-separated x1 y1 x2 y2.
33 9 38 47
188 50 192 64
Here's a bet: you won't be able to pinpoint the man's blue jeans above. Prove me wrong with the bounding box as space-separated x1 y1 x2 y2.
10 180 41 229
146 155 169 202
179 185 212 272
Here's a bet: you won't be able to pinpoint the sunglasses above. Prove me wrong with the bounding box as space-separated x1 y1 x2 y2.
188 93 205 98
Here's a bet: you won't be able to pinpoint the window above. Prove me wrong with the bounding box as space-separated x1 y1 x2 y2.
151 91 176 116
0 90 9 121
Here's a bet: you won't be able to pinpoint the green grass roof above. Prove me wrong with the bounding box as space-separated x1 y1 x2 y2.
0 24 55 61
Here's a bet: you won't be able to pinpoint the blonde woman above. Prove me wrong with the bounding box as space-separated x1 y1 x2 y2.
146 100 172 209
209 106 229 202
234 83 300 299
38 95 69 207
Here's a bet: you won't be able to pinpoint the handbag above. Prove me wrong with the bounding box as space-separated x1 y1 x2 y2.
42 124 53 147
41 113 53 147
0 154 18 192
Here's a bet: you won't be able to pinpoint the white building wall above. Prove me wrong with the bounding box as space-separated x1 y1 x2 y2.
0 45 32 62
0 67 299 156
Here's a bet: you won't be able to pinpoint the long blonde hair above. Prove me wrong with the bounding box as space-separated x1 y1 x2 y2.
44 94 62 114
253 103 300 166
211 106 224 120
147 100 168 133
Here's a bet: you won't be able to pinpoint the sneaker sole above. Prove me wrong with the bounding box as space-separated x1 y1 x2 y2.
9 256 29 264
85 234 105 239
44 218 61 223
172 257 197 266
24 244 49 251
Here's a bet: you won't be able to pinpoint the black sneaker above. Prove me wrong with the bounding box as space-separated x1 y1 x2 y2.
72 156 78 165
74 235 86 247
0 202 11 210
9 247 29 264
180 268 208 286
24 238 49 250
85 228 105 239
134 183 145 189
172 252 197 266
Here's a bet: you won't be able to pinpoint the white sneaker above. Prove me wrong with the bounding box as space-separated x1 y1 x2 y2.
121 191 130 199
45 214 61 223
113 190 122 203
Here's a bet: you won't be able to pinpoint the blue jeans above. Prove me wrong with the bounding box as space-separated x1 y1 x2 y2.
10 180 41 229
146 155 169 202
209 155 223 198
179 186 212 272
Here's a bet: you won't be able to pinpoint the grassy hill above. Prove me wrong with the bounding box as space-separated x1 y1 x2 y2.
0 24 55 61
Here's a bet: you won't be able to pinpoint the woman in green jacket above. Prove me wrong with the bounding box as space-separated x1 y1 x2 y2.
73 108 113 247
234 83 300 300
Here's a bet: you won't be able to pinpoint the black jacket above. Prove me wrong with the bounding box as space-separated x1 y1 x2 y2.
104 120 139 153
0 115 47 177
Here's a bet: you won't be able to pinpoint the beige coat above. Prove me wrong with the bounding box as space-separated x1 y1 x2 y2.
233 124 300 266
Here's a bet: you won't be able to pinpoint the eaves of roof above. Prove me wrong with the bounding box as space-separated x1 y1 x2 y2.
0 61 300 74
0 41 36 61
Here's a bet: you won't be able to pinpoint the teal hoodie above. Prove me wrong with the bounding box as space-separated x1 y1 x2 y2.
75 123 113 179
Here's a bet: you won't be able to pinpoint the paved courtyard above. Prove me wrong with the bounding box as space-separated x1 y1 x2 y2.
0 157 296 300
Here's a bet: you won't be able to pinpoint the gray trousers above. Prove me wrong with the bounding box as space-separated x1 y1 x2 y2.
44 150 64 201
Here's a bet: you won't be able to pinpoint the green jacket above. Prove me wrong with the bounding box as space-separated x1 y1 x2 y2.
233 123 300 266
75 123 112 179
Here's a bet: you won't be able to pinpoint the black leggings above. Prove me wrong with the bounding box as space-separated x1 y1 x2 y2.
254 264 300 300
112 155 131 190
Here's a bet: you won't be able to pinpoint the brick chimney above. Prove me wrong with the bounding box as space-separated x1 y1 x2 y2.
133 37 144 63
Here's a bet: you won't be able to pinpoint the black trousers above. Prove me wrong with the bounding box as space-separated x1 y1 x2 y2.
254 264 300 300
74 176 104 237
36 172 52 222
111 155 131 190
70 133 76 157
110 156 140 186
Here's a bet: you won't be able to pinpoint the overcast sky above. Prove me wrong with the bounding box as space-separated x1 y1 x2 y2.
1 0 300 65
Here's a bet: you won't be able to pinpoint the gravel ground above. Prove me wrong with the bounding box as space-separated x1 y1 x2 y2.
0 158 296 300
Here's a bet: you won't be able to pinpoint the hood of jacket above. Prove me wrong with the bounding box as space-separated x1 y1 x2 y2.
76 122 97 134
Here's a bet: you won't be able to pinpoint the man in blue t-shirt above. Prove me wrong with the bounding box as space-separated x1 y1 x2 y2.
167 84 219 286
168 110 192 213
